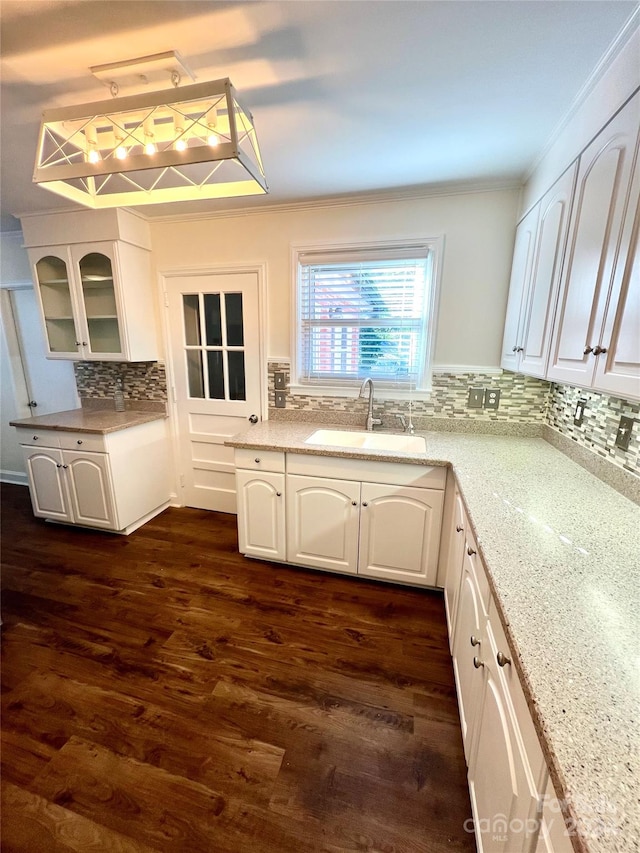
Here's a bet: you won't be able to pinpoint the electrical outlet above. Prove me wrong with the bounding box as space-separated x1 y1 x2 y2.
274 391 287 409
573 398 587 426
484 389 501 409
274 372 287 390
615 415 634 451
468 388 484 408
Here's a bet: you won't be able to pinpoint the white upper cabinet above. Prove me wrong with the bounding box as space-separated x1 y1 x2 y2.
547 94 640 392
518 164 577 379
22 209 157 363
500 205 539 372
29 240 157 362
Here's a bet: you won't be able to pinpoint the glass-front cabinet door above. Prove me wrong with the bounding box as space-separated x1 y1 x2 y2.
31 250 81 358
72 243 124 359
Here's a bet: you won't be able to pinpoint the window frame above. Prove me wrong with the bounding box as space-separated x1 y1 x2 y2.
290 236 443 398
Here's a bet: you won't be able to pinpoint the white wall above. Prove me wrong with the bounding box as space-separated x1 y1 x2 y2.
150 187 520 369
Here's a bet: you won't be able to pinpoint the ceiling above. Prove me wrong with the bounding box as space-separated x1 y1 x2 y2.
1 0 637 231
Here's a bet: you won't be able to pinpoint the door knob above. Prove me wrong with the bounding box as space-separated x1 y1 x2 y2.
248 414 259 424
28 400 38 408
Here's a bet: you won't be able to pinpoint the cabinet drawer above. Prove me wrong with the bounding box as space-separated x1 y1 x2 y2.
58 431 107 452
16 428 61 448
235 448 285 473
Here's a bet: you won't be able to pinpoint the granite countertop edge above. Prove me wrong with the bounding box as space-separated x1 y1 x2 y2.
225 420 639 853
9 408 167 435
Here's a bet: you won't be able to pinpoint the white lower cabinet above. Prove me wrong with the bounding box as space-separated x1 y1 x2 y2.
235 469 286 561
234 449 445 586
17 420 170 534
443 486 467 644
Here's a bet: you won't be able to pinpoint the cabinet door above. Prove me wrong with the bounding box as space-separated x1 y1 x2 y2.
547 95 640 386
444 489 466 643
468 619 540 853
358 482 443 586
286 474 360 573
236 470 286 561
23 446 71 521
451 538 488 762
519 164 577 379
592 155 640 400
501 205 540 372
64 451 117 529
70 243 125 360
28 248 82 359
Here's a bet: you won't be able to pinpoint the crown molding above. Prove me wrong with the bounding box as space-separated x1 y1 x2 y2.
139 178 523 226
524 8 640 182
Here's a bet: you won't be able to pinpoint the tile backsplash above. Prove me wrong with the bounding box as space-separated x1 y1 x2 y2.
268 361 549 424
74 361 168 403
546 383 639 475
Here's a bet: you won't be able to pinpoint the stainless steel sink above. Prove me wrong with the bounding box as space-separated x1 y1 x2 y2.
305 429 426 453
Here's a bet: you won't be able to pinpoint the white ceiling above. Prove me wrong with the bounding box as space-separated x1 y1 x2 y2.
1 0 636 231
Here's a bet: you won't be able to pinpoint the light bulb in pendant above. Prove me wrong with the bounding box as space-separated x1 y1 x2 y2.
175 137 187 152
144 141 157 155
207 131 219 147
88 148 101 164
85 123 101 163
143 116 156 155
115 145 128 160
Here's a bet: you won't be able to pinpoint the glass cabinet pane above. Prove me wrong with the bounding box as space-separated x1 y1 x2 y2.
35 255 78 353
78 252 122 354
204 294 222 346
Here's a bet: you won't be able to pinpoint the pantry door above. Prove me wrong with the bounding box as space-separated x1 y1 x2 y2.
165 269 265 513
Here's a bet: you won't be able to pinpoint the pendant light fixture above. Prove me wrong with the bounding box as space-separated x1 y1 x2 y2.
33 52 268 208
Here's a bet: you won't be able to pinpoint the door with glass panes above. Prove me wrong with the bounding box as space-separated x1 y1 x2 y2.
166 271 263 512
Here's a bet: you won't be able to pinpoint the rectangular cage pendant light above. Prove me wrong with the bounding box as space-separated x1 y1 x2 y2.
33 78 268 208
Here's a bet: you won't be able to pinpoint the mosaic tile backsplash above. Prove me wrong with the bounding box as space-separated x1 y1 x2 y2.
74 361 168 402
268 361 549 424
268 361 639 478
546 383 639 476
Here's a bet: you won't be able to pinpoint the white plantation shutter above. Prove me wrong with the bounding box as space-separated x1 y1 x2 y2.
297 246 431 387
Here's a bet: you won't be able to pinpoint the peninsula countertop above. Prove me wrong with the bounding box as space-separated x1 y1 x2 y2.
227 421 640 853
10 407 166 435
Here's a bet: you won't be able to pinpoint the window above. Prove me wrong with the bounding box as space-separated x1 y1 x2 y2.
294 241 439 392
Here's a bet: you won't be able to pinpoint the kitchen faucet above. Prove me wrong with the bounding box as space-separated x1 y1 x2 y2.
359 378 382 431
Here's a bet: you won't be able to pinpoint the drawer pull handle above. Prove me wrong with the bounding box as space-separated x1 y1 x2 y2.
497 651 511 667
255 458 261 464
33 435 39 441
77 440 83 445
470 635 480 647
456 525 463 533
473 656 484 669
467 546 476 556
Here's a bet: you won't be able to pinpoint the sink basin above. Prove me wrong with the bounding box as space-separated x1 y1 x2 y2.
305 429 426 453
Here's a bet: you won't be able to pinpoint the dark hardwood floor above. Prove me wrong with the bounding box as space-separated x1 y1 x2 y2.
1 483 474 853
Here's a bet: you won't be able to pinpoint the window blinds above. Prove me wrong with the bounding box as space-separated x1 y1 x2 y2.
298 247 430 385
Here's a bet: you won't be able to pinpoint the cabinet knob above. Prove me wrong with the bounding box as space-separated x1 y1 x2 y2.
254 458 261 464
456 525 463 533
75 341 81 347
77 439 83 445
276 492 282 497
56 463 62 468
512 345 518 353
62 464 68 469
467 546 476 556
583 345 593 355
362 502 368 507
33 435 38 441
517 346 524 353
352 501 357 506
470 635 481 647
497 651 511 667
473 656 484 669
593 345 607 356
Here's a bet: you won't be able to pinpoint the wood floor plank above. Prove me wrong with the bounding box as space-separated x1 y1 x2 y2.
1 781 161 853
1 483 475 852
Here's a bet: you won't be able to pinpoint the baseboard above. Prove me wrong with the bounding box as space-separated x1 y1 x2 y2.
1 471 28 486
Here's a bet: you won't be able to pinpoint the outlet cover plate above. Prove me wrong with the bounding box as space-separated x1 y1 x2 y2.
274 372 287 390
468 388 484 408
615 415 634 451
274 391 287 409
484 389 501 409
573 398 587 426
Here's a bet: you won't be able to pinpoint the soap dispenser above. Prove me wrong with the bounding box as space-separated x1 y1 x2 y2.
114 377 125 412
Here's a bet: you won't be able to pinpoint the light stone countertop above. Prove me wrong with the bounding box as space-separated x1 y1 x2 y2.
227 421 640 853
10 408 166 434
